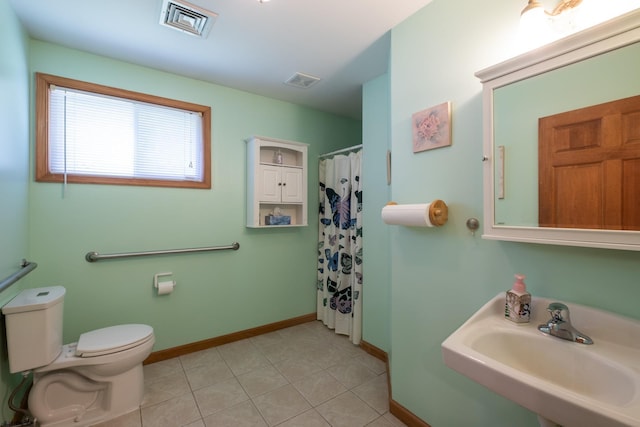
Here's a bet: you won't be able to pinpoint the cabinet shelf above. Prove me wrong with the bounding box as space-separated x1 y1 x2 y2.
259 162 303 169
246 136 308 228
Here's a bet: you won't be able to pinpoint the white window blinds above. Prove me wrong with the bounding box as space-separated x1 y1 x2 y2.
48 86 204 182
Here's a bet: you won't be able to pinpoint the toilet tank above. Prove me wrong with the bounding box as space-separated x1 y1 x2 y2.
2 286 65 373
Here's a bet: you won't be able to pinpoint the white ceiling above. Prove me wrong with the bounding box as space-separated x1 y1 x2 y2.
10 0 433 119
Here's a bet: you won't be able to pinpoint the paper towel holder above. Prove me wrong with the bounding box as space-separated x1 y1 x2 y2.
385 200 449 226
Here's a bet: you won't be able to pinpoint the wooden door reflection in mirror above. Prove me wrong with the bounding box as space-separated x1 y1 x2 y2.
539 94 640 230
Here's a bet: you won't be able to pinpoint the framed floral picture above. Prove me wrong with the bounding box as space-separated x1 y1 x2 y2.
412 101 452 153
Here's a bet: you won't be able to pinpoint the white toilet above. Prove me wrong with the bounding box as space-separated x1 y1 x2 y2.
2 286 155 427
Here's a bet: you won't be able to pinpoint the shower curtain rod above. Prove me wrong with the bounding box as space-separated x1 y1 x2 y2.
319 144 362 159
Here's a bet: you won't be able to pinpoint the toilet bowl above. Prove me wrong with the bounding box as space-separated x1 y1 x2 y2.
29 324 155 427
2 287 155 427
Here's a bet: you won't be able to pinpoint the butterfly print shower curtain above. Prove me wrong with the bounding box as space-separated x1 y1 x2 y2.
317 150 363 344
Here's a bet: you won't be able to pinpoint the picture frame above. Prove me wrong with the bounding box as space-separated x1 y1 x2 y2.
412 101 452 153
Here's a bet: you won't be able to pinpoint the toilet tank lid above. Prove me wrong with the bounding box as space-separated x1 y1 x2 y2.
76 324 154 357
2 286 65 314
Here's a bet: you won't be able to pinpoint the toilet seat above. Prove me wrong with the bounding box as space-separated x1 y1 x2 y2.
76 324 154 357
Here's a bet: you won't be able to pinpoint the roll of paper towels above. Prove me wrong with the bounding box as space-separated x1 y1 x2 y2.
381 200 448 227
156 280 175 295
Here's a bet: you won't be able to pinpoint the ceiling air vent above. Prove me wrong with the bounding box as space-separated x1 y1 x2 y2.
159 0 217 38
284 72 321 89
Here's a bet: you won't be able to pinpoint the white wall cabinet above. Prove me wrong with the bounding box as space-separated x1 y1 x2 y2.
257 165 303 203
246 136 308 227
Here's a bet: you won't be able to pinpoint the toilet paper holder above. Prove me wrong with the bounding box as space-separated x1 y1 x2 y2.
153 272 176 293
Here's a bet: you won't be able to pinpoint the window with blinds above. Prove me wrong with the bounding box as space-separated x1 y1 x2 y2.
36 73 211 189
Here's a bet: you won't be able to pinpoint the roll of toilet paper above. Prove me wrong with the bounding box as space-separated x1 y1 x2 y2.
381 200 448 227
156 281 175 295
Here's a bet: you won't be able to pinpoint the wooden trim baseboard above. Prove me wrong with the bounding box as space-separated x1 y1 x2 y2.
389 399 432 427
359 340 430 427
143 312 316 364
360 339 392 410
359 340 388 363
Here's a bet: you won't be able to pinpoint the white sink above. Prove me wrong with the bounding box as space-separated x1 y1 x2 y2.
442 293 640 427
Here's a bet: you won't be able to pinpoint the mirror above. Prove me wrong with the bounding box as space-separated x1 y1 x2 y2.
477 9 640 251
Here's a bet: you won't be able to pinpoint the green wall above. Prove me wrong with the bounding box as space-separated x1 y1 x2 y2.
25 42 361 350
0 1 30 292
0 0 31 421
366 0 640 425
361 73 391 352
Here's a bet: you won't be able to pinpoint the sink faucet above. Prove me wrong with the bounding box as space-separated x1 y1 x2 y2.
538 302 593 345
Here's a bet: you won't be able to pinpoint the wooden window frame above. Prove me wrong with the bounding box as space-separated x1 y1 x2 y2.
35 72 211 189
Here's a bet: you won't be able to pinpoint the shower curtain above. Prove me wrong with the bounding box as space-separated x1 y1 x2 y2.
317 150 363 344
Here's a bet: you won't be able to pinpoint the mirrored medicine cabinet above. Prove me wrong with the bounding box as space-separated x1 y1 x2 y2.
477 9 640 251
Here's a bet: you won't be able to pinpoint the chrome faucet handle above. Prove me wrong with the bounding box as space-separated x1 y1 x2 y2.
540 302 593 345
547 302 569 323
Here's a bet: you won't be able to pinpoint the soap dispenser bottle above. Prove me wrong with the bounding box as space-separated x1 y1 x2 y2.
505 274 531 323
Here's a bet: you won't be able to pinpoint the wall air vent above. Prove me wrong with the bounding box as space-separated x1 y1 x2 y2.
284 72 321 89
159 0 217 38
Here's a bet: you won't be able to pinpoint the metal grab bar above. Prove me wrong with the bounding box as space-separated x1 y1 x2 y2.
85 242 240 263
0 259 38 293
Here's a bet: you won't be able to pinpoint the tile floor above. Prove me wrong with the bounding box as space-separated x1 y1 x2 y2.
94 321 407 427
